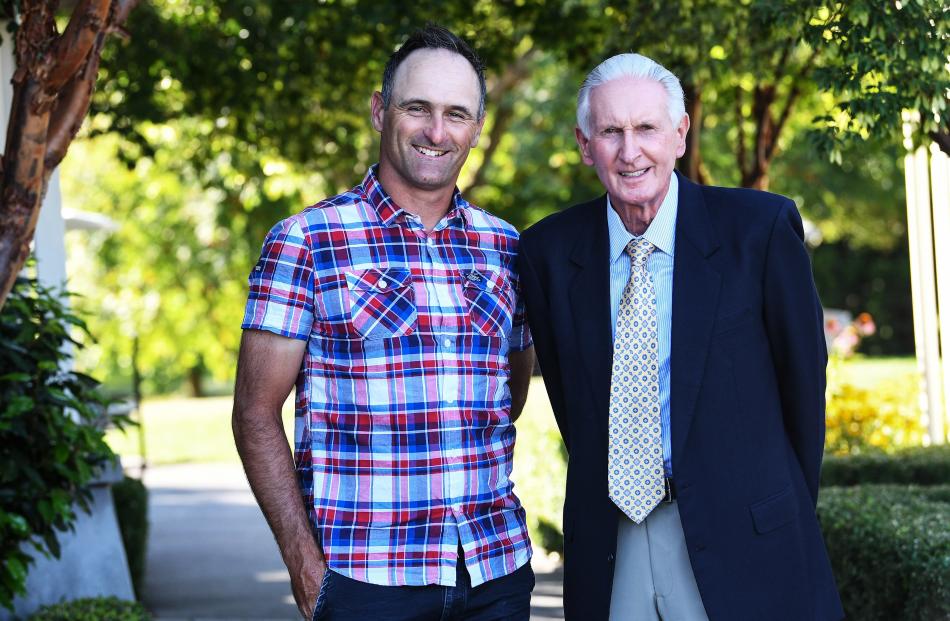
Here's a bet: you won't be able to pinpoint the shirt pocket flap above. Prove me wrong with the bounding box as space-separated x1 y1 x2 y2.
347 267 412 293
461 268 506 293
749 486 797 534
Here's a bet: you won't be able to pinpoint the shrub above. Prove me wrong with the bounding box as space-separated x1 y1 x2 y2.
821 445 950 487
111 477 148 599
28 596 150 620
0 275 126 611
818 485 950 621
824 374 925 455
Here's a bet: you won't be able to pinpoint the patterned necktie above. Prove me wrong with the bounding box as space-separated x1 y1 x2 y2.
608 237 664 523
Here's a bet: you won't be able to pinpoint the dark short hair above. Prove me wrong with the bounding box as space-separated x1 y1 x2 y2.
381 24 486 119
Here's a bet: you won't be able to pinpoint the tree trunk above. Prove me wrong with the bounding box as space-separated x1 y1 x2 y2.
188 364 204 399
0 0 140 310
677 82 706 184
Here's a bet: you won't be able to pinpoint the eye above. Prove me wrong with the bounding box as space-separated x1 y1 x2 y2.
602 127 621 135
448 111 467 120
406 105 426 114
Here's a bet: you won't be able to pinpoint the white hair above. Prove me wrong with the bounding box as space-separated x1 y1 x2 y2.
576 53 686 137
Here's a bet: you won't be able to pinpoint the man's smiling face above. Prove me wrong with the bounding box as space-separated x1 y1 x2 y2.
576 76 688 215
372 48 483 198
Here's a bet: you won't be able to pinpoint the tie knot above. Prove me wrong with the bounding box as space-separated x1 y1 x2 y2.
626 238 655 266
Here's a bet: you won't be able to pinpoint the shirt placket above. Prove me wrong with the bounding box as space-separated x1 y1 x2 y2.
417 215 467 581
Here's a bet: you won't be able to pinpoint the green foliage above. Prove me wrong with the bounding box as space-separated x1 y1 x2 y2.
802 0 950 155
0 275 123 611
111 477 149 599
68 1 920 392
818 485 950 621
28 596 150 620
821 445 950 487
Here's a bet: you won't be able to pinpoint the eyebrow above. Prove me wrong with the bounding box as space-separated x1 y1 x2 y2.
397 98 475 117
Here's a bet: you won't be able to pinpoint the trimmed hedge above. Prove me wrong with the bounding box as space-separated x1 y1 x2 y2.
111 477 148 599
821 445 950 487
818 485 950 621
28 596 150 620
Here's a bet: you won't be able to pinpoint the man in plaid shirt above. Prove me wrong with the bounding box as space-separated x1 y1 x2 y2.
232 25 536 621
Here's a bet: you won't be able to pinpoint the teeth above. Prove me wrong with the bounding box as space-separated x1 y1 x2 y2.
416 146 447 157
620 169 647 177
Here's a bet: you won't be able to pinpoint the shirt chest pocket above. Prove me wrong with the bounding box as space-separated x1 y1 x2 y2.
345 267 417 339
461 268 514 337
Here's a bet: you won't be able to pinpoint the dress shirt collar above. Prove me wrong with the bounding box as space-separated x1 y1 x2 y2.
361 164 469 229
606 172 678 263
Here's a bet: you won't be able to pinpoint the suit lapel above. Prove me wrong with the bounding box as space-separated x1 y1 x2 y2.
670 173 722 467
568 196 612 437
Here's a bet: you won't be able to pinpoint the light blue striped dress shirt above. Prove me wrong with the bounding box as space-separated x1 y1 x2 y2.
607 173 678 476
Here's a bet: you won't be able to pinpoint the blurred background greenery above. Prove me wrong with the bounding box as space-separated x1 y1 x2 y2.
61 0 948 398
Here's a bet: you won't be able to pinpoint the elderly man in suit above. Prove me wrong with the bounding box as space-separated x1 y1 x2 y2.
517 53 844 620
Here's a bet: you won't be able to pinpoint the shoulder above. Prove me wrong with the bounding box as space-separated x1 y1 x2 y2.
521 195 604 247
265 185 367 245
700 183 793 220
463 202 521 241
696 182 799 240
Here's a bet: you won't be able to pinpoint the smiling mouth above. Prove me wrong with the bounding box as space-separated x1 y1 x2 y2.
414 145 448 157
619 168 649 178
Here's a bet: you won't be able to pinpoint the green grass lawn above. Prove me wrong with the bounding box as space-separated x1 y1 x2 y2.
833 356 916 389
106 395 295 466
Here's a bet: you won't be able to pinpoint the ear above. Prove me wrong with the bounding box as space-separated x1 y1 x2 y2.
370 91 385 133
575 126 594 166
674 113 691 159
470 115 486 148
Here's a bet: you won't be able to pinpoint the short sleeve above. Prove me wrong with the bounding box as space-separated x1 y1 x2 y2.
242 218 315 340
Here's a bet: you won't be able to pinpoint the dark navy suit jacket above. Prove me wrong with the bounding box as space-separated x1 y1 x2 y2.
518 173 844 620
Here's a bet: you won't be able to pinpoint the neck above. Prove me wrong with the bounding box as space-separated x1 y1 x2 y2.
612 201 660 236
377 163 456 231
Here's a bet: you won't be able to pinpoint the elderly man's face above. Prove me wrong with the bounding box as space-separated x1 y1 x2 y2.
576 77 689 215
371 49 483 197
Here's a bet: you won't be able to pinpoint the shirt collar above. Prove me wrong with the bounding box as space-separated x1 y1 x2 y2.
606 172 678 263
360 165 469 229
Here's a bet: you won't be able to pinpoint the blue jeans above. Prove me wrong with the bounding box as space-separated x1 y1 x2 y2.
311 558 535 621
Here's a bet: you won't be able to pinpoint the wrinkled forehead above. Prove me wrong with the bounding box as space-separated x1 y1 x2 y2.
588 77 672 127
390 48 481 109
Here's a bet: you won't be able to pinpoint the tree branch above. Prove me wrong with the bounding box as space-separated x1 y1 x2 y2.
462 47 536 196
44 50 100 172
932 130 950 156
767 46 819 162
46 0 111 92
735 86 747 180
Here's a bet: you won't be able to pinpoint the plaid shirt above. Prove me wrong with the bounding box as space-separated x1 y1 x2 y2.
242 166 532 587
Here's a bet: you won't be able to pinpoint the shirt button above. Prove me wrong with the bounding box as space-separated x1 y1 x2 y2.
378 280 388 289
607 553 615 563
443 338 452 347
427 238 435 246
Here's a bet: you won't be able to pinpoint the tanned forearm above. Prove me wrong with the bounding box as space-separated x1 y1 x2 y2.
233 404 324 575
232 330 323 619
509 346 535 422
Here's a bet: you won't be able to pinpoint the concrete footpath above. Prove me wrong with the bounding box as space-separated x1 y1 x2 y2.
143 463 564 620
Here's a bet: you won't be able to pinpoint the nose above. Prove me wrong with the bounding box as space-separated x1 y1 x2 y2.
619 129 640 163
424 114 446 146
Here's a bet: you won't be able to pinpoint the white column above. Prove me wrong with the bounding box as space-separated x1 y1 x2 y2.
930 143 950 444
903 114 945 445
